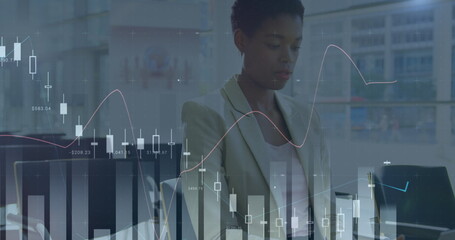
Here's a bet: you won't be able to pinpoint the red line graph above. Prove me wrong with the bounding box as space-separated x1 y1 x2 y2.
0 89 135 148
0 44 397 239
0 89 161 239
166 44 397 240
181 44 397 174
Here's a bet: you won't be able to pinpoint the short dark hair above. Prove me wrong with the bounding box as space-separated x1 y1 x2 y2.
231 0 305 37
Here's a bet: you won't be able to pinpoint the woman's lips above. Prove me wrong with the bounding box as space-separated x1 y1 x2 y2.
275 71 291 81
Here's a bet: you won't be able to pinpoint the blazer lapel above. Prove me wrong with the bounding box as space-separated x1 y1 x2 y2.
275 93 313 196
277 94 332 240
222 76 275 195
223 77 318 238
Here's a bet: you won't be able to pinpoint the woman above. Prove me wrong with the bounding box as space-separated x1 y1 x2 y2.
181 0 332 239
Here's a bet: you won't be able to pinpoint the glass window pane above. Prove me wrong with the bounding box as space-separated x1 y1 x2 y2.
350 106 436 144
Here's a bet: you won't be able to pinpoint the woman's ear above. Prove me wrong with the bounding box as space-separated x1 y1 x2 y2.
234 29 247 55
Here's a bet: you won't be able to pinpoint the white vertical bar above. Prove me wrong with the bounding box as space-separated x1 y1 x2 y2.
226 229 242 240
180 156 199 239
291 216 299 229
358 167 376 239
75 125 83 137
3 150 19 240
335 196 353 240
270 161 286 239
353 199 360 219
0 46 5 58
5 148 22 206
137 138 144 150
50 162 67 240
94 229 111 240
14 42 21 61
0 37 5 66
72 161 88 240
247 195 264 240
28 195 44 240
229 194 237 212
60 103 67 115
116 162 132 239
205 174 220 240
106 135 114 153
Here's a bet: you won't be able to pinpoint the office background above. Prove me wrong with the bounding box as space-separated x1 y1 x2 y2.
0 0 454 239
1 0 453 191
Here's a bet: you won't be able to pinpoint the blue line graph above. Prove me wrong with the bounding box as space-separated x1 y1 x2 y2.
199 176 411 221
379 181 410 193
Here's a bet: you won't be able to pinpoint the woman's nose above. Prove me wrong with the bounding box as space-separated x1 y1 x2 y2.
280 47 294 63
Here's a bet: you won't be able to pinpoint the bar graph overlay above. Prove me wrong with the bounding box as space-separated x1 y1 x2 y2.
247 195 265 240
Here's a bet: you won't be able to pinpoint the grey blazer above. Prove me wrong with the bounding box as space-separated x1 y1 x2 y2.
180 75 333 240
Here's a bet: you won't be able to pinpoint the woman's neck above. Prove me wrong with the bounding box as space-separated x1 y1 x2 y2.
237 74 276 112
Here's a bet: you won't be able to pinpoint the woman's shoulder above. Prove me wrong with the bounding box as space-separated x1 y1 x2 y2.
181 89 228 126
182 76 239 118
182 89 225 113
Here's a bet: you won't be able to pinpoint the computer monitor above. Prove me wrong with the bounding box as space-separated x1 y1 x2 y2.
374 165 455 240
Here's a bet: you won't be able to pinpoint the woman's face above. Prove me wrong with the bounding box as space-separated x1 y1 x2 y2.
241 14 303 90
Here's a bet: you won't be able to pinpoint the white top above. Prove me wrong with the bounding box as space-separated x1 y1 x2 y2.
267 142 309 237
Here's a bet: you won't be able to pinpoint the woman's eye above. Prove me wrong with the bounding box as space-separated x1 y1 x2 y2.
292 46 301 51
267 44 280 49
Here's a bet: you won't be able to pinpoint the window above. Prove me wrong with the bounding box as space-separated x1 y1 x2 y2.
350 106 436 143
351 54 385 100
393 49 435 101
392 9 433 26
392 29 433 44
352 34 385 48
394 49 433 77
352 16 385 31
